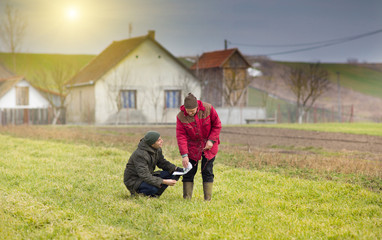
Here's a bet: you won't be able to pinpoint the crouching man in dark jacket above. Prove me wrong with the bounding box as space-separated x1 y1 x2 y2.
124 131 183 197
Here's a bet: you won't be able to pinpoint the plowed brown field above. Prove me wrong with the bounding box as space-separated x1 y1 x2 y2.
99 126 382 154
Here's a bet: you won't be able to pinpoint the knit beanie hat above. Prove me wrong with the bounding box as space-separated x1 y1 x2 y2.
144 131 160 145
184 93 198 109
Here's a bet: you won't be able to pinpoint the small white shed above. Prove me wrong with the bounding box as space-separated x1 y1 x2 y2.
0 76 53 124
0 76 50 109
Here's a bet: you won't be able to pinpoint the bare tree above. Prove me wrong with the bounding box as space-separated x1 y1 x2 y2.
0 3 27 71
105 68 130 125
34 62 77 124
284 63 330 123
180 73 198 97
128 22 133 38
223 65 253 107
148 86 162 123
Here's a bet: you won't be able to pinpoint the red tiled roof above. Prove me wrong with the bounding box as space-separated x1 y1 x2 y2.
191 48 246 70
69 35 147 85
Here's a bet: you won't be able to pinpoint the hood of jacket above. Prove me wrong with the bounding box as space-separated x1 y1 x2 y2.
137 138 158 154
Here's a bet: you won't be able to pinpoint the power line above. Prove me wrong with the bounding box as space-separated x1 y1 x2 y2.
227 27 382 56
229 27 382 48
228 38 340 48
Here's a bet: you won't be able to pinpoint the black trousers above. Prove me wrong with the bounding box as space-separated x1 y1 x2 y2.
136 171 180 197
183 154 215 183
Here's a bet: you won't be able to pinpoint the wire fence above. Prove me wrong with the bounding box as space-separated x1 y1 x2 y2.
274 103 382 123
274 104 357 123
249 87 380 123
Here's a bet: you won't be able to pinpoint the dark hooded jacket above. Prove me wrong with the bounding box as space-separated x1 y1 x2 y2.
123 139 176 195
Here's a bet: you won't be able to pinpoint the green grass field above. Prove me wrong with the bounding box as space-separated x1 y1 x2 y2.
0 129 381 239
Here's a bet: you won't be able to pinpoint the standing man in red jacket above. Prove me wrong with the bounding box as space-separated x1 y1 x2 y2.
176 93 222 201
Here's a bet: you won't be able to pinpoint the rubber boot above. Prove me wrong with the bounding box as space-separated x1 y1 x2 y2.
183 182 194 199
203 182 213 201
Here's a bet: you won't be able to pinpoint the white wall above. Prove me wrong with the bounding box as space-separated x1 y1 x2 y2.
0 80 50 109
215 107 267 125
95 39 201 124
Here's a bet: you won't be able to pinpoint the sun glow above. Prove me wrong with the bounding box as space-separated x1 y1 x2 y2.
66 7 79 20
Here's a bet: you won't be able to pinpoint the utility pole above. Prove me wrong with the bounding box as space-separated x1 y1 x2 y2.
128 22 132 38
336 72 342 122
224 39 227 50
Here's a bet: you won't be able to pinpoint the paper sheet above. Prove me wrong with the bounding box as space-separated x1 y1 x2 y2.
172 162 193 175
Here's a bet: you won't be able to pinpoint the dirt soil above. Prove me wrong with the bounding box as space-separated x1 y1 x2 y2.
101 126 382 154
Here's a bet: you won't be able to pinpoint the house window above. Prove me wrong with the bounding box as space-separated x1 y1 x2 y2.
16 86 29 105
165 90 181 108
120 90 137 109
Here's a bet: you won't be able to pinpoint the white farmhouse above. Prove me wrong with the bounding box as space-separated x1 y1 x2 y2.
66 30 201 124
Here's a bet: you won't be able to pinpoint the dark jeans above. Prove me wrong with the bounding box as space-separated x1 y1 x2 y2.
183 154 215 183
136 171 180 197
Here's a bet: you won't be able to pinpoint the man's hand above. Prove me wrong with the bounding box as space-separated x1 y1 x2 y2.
203 140 214 150
182 156 189 168
163 179 177 186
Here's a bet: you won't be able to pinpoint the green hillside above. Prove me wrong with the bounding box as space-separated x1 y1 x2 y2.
278 61 382 99
0 53 95 89
323 63 382 98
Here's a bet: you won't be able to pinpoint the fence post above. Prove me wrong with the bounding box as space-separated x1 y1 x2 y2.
48 107 51 124
23 109 29 125
11 109 13 124
349 105 354 123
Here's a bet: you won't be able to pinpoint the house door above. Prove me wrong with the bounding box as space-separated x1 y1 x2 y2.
23 109 29 124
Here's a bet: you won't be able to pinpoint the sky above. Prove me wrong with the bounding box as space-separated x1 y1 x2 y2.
1 0 382 63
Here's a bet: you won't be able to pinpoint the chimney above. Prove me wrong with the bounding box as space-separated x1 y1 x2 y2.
148 30 155 39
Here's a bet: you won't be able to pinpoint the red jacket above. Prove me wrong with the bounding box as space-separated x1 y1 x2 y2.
176 100 222 161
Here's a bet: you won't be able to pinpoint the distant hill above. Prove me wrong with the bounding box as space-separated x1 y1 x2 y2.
0 53 95 89
278 61 382 99
178 57 195 68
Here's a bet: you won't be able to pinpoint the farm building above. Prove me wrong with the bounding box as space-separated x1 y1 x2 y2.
66 30 201 124
0 63 58 125
191 48 252 107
